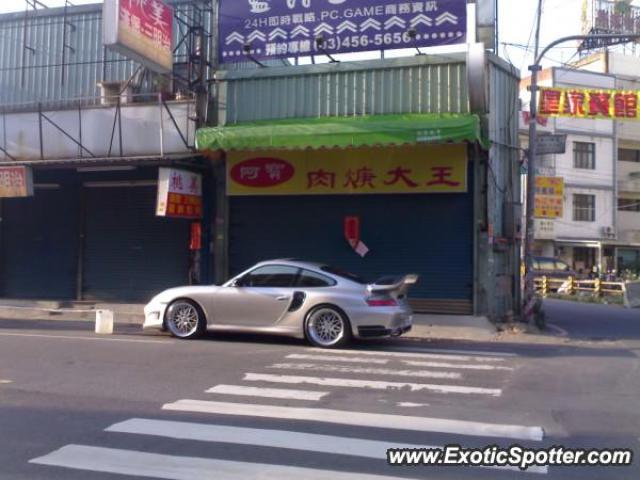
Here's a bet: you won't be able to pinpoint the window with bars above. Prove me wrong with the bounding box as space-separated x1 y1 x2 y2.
573 194 596 222
618 198 640 212
574 142 595 169
618 148 640 163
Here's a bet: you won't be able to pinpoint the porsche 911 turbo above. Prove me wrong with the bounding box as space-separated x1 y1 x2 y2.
144 260 417 348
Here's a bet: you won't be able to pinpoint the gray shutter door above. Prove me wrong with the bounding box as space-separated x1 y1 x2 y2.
1 188 78 299
82 185 190 302
229 186 474 314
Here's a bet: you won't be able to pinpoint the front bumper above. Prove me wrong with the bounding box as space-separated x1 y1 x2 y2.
143 302 169 330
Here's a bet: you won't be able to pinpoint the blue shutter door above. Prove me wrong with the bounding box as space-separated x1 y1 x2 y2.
229 170 474 314
1 187 78 299
81 185 190 302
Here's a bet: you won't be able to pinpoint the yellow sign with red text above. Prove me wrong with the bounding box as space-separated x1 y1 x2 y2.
227 145 467 196
538 87 640 120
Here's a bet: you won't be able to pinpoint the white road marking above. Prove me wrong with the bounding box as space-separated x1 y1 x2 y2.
0 379 12 384
163 400 544 441
402 360 514 371
30 445 402 480
205 385 328 401
397 402 429 408
309 347 511 362
286 353 389 364
105 418 547 474
270 363 462 380
394 347 518 358
245 372 502 396
105 418 420 458
0 332 168 344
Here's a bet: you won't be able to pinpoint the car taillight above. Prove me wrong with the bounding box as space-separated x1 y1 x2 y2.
366 298 398 307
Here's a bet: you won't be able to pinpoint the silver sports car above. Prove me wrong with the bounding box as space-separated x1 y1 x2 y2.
144 260 417 348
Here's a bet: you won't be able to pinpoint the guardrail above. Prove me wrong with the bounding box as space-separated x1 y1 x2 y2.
534 277 626 297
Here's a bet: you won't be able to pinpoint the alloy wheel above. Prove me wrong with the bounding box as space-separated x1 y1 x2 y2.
167 302 200 338
307 307 346 347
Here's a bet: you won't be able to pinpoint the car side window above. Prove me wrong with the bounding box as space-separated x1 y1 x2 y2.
555 261 571 272
240 265 299 288
297 269 336 288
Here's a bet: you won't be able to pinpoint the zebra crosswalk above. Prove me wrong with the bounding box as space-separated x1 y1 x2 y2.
30 345 550 478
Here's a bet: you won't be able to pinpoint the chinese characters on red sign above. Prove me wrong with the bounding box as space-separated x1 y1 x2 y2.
538 87 640 120
119 0 172 52
103 0 173 73
157 168 203 219
0 166 34 198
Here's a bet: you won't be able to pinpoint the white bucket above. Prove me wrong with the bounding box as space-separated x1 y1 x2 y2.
95 309 114 335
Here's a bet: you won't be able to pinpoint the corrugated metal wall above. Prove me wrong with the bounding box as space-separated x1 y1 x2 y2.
0 1 213 107
217 56 469 125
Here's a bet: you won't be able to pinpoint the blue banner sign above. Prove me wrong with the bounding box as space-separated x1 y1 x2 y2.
219 0 467 63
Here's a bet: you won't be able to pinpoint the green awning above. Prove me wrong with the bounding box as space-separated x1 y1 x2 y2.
196 113 488 152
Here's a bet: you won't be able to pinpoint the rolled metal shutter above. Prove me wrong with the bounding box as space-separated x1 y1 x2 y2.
229 185 473 315
0 187 78 299
81 185 190 302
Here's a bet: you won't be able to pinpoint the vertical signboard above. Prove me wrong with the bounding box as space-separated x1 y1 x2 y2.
0 166 34 198
219 0 467 63
156 168 203 219
535 176 564 219
103 0 174 73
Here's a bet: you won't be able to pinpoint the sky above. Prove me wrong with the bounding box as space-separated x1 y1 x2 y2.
0 0 633 77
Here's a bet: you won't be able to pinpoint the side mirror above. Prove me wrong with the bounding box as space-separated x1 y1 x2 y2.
232 276 246 287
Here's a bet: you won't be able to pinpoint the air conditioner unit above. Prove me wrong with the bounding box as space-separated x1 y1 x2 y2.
601 226 616 239
97 81 133 106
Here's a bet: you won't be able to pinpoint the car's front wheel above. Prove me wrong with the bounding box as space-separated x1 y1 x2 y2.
165 300 205 339
304 305 352 348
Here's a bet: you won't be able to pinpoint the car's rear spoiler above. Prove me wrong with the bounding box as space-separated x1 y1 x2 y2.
367 274 419 297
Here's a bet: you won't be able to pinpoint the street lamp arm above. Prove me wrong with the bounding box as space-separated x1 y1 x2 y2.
535 34 640 66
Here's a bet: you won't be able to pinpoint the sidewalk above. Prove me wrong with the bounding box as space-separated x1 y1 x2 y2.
0 300 498 341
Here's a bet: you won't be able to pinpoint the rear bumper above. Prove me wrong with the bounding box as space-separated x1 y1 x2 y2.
358 324 412 338
353 308 413 339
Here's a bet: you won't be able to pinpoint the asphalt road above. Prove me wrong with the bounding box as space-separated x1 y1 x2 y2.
544 298 640 341
1 301 639 480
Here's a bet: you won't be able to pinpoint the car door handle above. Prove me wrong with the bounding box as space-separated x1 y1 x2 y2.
276 296 290 301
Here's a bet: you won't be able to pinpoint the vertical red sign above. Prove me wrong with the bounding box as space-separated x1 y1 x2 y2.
344 216 361 249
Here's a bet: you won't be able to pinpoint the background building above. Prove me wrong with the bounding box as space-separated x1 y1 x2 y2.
520 52 640 277
520 68 618 275
0 0 214 301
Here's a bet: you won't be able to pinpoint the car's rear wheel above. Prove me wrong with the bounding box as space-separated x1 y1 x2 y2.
305 305 351 348
165 300 205 339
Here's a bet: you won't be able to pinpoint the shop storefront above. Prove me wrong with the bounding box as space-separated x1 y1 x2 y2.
0 163 208 302
198 114 486 314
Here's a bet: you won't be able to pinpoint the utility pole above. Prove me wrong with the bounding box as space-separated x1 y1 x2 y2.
523 0 544 324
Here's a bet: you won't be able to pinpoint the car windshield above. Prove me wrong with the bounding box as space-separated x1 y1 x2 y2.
320 265 368 284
